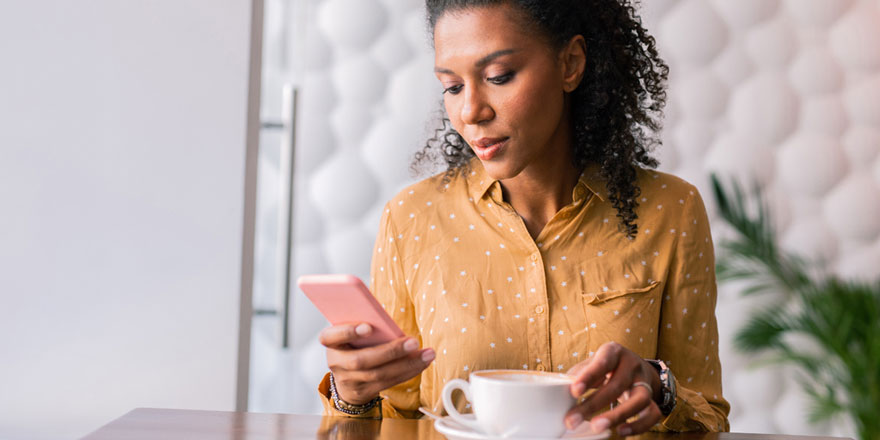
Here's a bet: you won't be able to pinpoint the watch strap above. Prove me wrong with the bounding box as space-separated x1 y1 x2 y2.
646 359 677 416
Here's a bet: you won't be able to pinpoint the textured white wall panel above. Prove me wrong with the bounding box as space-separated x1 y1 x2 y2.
731 74 801 145
823 175 880 240
790 46 844 95
713 0 780 28
846 78 880 125
705 132 776 185
745 18 797 69
787 0 854 26
800 97 848 136
662 1 729 64
678 70 729 120
845 127 880 169
317 0 387 49
829 3 880 71
713 42 755 87
778 134 847 196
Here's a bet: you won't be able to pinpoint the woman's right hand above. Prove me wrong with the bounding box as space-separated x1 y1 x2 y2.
320 323 436 405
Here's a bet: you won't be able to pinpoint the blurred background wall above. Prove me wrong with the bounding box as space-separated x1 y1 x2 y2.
250 0 880 438
0 1 260 438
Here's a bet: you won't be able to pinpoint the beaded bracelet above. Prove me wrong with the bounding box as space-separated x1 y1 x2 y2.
328 373 383 415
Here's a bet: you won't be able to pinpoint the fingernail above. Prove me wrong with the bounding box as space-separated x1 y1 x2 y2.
566 413 583 430
355 324 371 336
404 338 419 352
421 349 435 363
618 426 632 436
591 418 610 433
572 383 586 396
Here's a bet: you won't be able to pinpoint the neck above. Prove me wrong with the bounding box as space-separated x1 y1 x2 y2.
499 155 580 240
496 97 580 240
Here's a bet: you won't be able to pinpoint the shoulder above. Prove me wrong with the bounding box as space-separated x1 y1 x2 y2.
386 168 467 209
381 167 470 226
633 168 711 217
634 168 701 203
633 168 711 230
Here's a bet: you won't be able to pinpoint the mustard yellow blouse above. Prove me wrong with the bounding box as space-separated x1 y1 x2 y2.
319 158 730 432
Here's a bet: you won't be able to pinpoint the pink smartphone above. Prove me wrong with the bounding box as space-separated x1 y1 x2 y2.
298 274 405 348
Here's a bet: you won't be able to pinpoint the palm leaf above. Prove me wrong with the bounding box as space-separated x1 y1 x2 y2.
734 309 790 352
710 175 811 294
803 380 844 423
710 174 880 440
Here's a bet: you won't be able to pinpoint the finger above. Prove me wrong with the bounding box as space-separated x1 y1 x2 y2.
566 362 591 396
569 343 622 396
573 356 640 417
336 336 423 371
566 356 643 429
348 347 435 389
319 323 372 348
615 402 663 436
585 382 654 434
566 361 589 377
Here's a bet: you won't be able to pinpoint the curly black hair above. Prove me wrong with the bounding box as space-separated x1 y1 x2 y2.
413 0 668 238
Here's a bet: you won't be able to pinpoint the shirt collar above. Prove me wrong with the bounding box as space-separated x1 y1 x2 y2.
465 158 607 203
465 158 497 201
575 162 607 203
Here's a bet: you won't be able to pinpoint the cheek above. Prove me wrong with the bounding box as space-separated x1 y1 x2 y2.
443 98 466 136
505 83 563 133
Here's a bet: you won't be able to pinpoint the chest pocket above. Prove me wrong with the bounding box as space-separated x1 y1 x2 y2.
582 281 659 305
579 275 662 354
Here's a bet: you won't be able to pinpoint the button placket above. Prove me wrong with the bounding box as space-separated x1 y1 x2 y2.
526 251 552 375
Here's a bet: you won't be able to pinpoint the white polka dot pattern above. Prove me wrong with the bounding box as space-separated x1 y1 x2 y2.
358 159 726 428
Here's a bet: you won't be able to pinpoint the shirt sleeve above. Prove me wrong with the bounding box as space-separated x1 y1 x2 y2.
653 186 731 432
317 201 422 419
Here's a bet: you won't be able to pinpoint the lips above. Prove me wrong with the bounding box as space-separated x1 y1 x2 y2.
471 137 508 161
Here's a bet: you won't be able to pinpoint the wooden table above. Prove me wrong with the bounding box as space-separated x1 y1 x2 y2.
81 408 852 440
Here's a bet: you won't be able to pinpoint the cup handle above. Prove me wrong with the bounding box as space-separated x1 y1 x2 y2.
441 379 483 432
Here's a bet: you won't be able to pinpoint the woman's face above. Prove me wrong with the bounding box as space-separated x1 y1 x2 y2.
433 4 584 181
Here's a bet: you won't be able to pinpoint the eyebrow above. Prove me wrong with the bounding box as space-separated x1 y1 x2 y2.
434 48 519 74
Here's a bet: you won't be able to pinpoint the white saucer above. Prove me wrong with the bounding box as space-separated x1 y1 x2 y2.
433 415 611 440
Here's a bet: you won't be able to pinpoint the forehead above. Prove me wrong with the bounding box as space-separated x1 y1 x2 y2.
433 5 548 67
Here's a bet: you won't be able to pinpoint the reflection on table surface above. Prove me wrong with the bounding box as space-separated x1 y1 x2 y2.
81 408 852 440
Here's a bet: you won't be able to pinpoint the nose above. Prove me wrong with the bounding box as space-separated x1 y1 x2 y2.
459 86 494 126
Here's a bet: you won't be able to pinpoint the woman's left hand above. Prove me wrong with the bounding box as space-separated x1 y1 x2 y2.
564 342 663 436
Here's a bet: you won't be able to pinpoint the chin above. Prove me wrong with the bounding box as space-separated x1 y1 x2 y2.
479 158 522 181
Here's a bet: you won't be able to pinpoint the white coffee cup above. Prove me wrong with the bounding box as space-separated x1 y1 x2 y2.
441 369 577 438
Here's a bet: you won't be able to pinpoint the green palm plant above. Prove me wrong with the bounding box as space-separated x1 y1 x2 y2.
710 174 880 440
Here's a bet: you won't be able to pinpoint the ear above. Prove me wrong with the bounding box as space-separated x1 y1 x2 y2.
560 35 586 93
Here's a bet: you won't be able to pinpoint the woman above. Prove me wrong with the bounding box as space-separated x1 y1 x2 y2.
317 0 730 435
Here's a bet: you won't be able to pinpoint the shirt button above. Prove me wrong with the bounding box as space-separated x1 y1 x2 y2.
535 305 544 314
531 253 538 261
536 364 546 372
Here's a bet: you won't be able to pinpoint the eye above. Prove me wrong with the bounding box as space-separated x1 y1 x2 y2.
487 72 515 85
443 84 463 95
